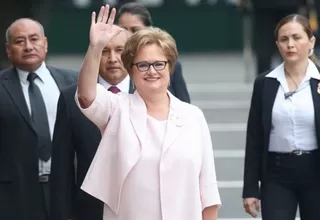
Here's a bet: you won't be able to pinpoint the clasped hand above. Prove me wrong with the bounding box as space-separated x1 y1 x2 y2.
89 4 123 49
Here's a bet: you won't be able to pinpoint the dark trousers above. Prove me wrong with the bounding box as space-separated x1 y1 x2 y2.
261 151 320 220
253 7 298 75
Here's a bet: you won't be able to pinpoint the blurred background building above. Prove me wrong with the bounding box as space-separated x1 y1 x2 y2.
49 0 243 54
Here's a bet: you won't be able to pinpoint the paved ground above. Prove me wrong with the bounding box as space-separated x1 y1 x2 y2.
47 52 300 219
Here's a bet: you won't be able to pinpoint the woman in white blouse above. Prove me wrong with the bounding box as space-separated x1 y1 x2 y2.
243 14 320 220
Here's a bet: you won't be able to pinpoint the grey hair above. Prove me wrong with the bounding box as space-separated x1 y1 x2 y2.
5 18 45 42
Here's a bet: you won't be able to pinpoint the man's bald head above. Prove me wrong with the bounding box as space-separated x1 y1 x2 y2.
5 18 45 43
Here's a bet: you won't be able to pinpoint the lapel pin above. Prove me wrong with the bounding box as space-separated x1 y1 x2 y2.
318 82 320 94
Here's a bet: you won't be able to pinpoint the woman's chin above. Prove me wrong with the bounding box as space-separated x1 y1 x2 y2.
139 84 167 94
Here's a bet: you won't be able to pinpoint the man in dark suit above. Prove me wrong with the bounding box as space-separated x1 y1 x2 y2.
50 29 133 220
250 0 300 75
0 18 77 220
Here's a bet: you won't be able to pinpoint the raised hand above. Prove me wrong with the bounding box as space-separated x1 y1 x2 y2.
89 4 123 49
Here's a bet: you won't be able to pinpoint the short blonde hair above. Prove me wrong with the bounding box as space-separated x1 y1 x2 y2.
121 27 178 75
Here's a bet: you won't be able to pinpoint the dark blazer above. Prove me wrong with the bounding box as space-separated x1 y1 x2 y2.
169 61 190 103
242 71 320 199
0 66 77 220
50 81 134 220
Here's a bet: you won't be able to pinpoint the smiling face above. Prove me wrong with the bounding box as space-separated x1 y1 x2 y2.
131 43 171 95
121 27 178 97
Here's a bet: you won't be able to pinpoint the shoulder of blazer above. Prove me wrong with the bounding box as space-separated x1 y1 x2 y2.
0 69 9 100
252 70 274 89
0 67 15 80
60 83 78 100
255 70 273 82
47 65 79 81
174 60 182 69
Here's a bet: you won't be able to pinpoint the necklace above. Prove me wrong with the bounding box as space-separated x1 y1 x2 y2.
284 70 299 99
285 71 299 89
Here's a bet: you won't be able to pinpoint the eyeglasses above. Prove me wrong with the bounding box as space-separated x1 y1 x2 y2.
132 61 168 72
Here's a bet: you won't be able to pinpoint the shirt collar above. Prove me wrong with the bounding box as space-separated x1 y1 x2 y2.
98 74 130 92
266 59 320 81
16 62 47 84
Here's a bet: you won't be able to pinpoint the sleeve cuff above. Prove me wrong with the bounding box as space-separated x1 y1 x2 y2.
201 183 222 210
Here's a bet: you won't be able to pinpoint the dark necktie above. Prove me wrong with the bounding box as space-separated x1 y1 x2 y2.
27 72 52 161
108 86 120 94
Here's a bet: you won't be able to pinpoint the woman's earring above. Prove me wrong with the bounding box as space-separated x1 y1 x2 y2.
309 48 314 57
